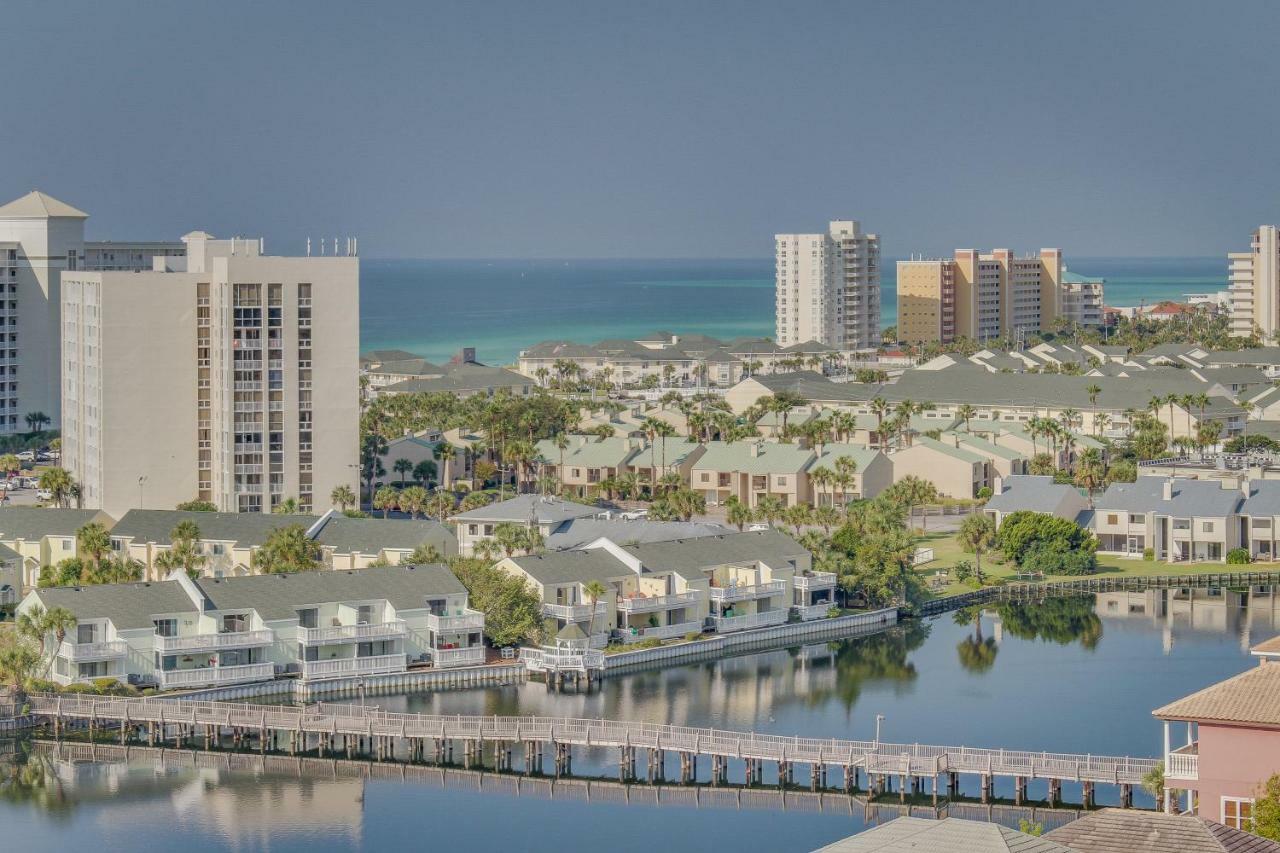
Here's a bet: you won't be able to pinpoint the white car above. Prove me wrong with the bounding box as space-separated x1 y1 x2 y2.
36 489 53 501
747 522 770 532
16 450 35 462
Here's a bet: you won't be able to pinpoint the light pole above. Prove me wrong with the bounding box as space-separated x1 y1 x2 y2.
137 475 147 508
875 714 885 748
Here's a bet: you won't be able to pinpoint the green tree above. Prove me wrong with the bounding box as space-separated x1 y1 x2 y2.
402 543 444 565
754 494 786 528
996 510 1096 565
724 496 753 531
885 475 938 532
413 459 436 486
1251 773 1280 840
272 497 300 515
0 454 21 478
583 579 608 639
447 557 543 646
0 630 41 689
955 606 998 673
393 457 414 485
957 513 996 583
176 499 217 512
16 604 78 678
329 484 357 512
373 485 399 518
24 411 50 434
251 525 322 574
155 520 207 580
37 468 74 508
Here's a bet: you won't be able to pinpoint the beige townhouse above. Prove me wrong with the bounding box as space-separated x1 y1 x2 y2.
0 507 114 591
804 444 893 502
690 440 815 507
534 435 644 496
308 511 457 567
889 436 992 499
1093 477 1241 562
110 509 319 579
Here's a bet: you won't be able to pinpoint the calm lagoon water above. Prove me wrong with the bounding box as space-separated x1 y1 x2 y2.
360 256 1228 364
4 587 1276 852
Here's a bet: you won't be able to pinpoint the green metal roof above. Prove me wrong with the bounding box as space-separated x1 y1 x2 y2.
693 440 815 475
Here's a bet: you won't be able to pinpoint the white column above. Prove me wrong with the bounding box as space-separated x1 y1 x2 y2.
1163 720 1173 813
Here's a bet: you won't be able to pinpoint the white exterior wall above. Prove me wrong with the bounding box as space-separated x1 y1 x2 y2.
1230 226 1278 341
775 220 879 350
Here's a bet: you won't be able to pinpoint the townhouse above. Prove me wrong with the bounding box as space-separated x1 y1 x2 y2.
450 494 603 556
19 563 485 687
690 440 816 507
626 437 707 485
1093 478 1242 562
0 507 113 591
308 511 457 567
496 530 817 652
534 435 644 496
110 509 320 579
804 444 893 502
982 475 1090 531
890 436 993 499
0 545 23 606
378 362 536 399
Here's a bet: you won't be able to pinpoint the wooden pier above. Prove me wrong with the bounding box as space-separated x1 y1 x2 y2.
26 693 1155 806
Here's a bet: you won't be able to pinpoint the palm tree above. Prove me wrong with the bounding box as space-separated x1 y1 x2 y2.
1075 448 1104 491
504 439 537 494
754 494 786 528
957 404 976 431
724 496 753 531
426 490 455 521
412 459 436 486
1086 383 1101 408
833 456 859 507
329 484 356 512
76 522 112 576
393 457 413 485
768 391 807 435
373 485 399 518
808 465 833 508
957 513 995 583
435 440 454 489
583 579 609 639
398 485 429 518
1197 420 1223 459
0 454 20 479
272 497 300 515
37 467 73 508
155 520 207 579
24 411 50 434
783 503 813 537
251 525 322 574
1094 411 1111 438
870 397 891 443
16 604 78 678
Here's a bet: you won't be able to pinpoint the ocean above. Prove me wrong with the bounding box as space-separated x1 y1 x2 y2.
360 256 1227 365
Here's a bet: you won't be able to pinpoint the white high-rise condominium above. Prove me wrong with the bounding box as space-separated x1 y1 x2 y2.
62 231 360 518
774 220 880 350
0 190 185 433
1229 225 1280 342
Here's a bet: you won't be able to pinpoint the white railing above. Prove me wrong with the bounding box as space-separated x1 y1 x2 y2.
635 620 701 640
709 581 786 603
615 590 701 613
301 653 405 681
589 632 610 649
792 571 837 592
792 603 835 621
431 646 485 668
710 609 789 632
1166 746 1199 781
58 640 128 661
299 620 406 645
156 662 276 689
541 602 606 621
424 610 485 633
518 648 606 672
155 629 273 654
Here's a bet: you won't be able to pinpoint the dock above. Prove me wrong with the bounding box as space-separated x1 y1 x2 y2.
26 692 1156 807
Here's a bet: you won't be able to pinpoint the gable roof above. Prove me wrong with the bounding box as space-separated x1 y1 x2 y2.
0 507 110 540
805 444 885 473
309 513 457 556
111 509 318 547
195 564 464 620
1045 808 1280 853
360 349 423 366
0 190 89 219
1094 478 1241 518
546 517 732 551
535 435 643 468
816 816 1074 853
984 476 1082 514
369 358 444 377
904 436 988 465
31 580 197 630
694 440 815 474
451 494 602 524
1152 662 1280 727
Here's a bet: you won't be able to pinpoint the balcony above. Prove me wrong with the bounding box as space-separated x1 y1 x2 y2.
155 629 273 655
792 571 837 593
541 602 606 622
792 602 835 621
709 609 789 633
59 639 127 662
1166 743 1199 781
635 620 701 640
518 648 605 672
709 580 786 603
156 662 275 689
298 619 406 645
425 609 485 633
301 653 405 681
615 590 701 614
431 646 485 668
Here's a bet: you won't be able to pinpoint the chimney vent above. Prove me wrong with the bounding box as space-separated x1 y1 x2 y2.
1162 478 1174 501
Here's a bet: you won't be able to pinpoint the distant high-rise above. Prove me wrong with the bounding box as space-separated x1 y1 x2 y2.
774 220 880 350
1229 225 1280 341
896 248 1092 345
62 231 359 517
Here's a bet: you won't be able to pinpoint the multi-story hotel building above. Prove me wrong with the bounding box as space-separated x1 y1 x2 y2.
774 220 880 350
62 230 359 518
896 248 1088 345
0 191 193 433
1228 225 1279 341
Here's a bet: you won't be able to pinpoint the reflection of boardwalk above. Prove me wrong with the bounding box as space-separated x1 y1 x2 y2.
29 740 1085 831
27 693 1155 806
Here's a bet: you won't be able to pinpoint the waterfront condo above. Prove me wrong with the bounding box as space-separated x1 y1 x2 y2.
61 230 359 517
775 220 880 351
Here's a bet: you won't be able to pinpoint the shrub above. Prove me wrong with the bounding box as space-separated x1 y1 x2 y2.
683 632 703 642
996 511 1096 565
604 637 663 654
975 486 993 500
1227 547 1252 565
1142 547 1155 561
1021 542 1097 576
826 606 842 619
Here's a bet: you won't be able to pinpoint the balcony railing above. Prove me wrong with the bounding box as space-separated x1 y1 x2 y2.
709 609 789 633
301 653 405 681
425 610 485 633
155 629 273 654
541 602 606 621
156 662 275 689
635 620 701 640
792 571 837 592
431 646 485 668
1166 744 1199 781
792 602 835 621
518 648 605 672
615 590 701 614
708 580 786 603
59 640 128 662
298 619 406 645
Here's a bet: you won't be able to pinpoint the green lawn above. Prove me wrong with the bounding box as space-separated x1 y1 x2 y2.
913 531 1278 598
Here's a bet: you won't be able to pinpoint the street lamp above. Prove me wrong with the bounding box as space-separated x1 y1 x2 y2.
137 475 147 508
874 714 885 748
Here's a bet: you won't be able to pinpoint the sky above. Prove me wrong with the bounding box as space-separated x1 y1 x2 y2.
5 0 1280 259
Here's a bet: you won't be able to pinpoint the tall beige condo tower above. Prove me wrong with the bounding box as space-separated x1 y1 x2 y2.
62 233 360 518
775 220 880 350
1229 225 1279 341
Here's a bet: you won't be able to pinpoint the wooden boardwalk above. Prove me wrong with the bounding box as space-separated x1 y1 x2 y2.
918 570 1280 616
27 693 1154 806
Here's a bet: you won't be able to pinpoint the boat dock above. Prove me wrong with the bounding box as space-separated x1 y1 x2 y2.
26 693 1156 808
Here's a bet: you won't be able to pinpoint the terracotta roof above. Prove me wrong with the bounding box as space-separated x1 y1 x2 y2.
815 817 1074 852
1046 808 1280 853
1153 663 1280 726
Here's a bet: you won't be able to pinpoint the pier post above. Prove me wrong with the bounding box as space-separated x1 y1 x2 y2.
1082 780 1095 809
980 774 992 804
1014 776 1026 805
1120 783 1133 808
947 772 959 798
1048 778 1061 806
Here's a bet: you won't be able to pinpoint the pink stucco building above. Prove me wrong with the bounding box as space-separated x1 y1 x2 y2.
1154 636 1280 830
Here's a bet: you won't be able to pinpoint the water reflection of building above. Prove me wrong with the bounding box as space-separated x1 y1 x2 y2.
1095 586 1280 653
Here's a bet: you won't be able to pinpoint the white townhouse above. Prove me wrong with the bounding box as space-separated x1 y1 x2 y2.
982 475 1091 531
19 564 486 688
1092 477 1242 563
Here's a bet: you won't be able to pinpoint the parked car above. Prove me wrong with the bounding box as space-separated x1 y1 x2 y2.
36 489 52 501
16 450 35 462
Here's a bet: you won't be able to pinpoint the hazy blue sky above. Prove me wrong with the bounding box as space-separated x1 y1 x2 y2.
6 0 1278 258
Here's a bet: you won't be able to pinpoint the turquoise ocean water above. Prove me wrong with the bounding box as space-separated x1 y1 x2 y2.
361 257 1226 365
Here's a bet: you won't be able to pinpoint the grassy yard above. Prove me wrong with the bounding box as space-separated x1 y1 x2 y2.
913 531 1280 598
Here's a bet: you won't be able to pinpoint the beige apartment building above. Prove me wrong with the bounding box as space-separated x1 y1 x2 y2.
1229 225 1279 340
62 231 359 518
896 248 1077 344
775 220 880 350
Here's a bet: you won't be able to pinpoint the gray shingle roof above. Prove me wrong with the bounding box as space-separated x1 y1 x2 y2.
111 509 318 547
1045 808 1280 853
984 476 1082 514
1095 478 1242 517
31 581 198 630
738 371 868 402
195 564 464 620
545 518 732 551
0 508 109 540
383 364 535 394
310 513 457 556
1205 348 1280 367
360 349 423 366
816 817 1075 852
451 494 602 524
368 358 444 376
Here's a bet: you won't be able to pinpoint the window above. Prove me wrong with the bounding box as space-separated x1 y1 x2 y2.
1202 521 1215 533
153 619 177 637
1106 514 1119 525
1128 514 1143 524
297 608 318 629
1222 797 1253 830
